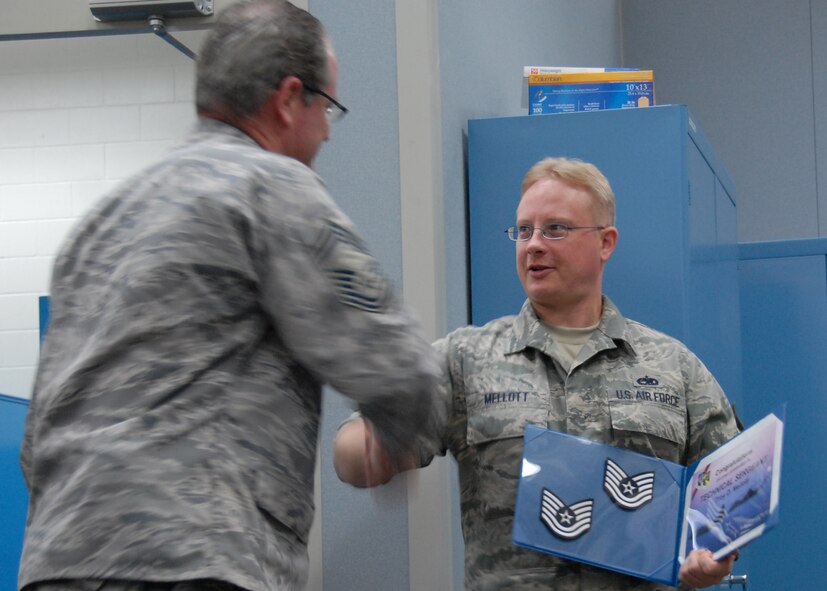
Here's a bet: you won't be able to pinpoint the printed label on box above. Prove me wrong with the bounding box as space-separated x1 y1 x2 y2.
528 70 655 115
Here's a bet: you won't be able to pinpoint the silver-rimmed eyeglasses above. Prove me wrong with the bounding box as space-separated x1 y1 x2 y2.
302 83 348 124
505 223 605 241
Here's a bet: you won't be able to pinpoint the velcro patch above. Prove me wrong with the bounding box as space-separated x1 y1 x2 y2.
321 222 390 312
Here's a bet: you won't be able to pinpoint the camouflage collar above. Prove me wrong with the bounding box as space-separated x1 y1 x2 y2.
195 117 261 144
507 296 634 358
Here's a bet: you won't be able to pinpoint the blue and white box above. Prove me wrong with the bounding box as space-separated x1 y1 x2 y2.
527 69 655 115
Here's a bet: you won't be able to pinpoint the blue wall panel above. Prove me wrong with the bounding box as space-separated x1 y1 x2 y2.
38 296 49 342
0 394 28 591
309 0 412 588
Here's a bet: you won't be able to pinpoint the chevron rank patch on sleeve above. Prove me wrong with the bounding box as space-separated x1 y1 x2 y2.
320 221 391 312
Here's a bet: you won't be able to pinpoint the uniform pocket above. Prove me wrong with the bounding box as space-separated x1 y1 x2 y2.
466 389 547 446
608 399 687 461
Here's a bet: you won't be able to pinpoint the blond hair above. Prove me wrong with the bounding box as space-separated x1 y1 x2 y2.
521 157 615 226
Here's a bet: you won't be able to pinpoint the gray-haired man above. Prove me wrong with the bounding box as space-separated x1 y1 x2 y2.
19 1 439 590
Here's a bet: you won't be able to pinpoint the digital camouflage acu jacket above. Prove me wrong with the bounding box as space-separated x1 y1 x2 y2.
425 298 739 591
19 119 440 591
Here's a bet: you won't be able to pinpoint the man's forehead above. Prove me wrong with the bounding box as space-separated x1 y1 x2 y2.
323 39 338 86
517 179 591 211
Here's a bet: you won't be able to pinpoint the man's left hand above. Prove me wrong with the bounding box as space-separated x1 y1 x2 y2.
679 548 738 588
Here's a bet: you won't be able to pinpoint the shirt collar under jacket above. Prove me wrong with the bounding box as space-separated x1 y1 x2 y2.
506 296 635 360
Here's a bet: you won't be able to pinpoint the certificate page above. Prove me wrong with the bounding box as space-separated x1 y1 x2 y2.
679 408 785 561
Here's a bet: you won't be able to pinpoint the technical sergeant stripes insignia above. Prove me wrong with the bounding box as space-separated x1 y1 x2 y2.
603 458 655 510
540 488 594 541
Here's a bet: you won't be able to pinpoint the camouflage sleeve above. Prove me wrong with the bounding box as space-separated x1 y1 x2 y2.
683 349 740 465
335 334 455 470
415 332 469 467
253 164 441 461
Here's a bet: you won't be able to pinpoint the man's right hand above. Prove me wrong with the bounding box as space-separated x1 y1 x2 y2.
333 418 416 487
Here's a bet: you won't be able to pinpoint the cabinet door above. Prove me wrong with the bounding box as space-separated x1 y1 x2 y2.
739 254 827 590
686 138 743 404
714 178 742 407
468 106 689 334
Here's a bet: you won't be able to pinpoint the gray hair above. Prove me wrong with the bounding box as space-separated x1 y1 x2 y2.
521 157 616 226
196 0 328 118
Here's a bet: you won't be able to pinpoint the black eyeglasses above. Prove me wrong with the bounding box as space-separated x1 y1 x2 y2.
505 223 605 241
302 83 348 123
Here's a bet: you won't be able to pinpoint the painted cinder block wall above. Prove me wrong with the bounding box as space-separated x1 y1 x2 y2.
0 32 204 398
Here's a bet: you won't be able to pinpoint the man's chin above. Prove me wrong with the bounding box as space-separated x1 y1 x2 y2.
525 283 559 302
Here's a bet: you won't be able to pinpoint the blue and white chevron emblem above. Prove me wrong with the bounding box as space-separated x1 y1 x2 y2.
603 458 655 510
540 488 594 541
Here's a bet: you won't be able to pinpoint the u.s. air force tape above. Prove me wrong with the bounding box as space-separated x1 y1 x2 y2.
320 221 390 313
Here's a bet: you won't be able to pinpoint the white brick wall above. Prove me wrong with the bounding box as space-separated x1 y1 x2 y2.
0 30 206 398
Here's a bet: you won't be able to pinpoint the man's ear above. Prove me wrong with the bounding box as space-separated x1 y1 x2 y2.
600 226 619 262
270 75 304 126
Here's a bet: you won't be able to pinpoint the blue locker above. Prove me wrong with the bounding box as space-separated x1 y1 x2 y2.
467 105 742 408
1 393 28 590
738 240 827 590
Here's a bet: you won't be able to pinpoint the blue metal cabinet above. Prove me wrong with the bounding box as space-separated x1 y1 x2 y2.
467 105 742 407
1 393 28 590
738 240 827 590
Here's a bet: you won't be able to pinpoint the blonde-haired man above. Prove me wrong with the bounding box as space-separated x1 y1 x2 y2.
336 157 739 590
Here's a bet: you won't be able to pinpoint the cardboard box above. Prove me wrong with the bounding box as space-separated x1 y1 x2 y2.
528 70 655 115
523 66 639 76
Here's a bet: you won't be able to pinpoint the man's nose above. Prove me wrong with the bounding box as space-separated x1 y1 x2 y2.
525 229 547 251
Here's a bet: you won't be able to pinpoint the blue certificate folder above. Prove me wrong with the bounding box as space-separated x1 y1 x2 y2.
513 407 785 586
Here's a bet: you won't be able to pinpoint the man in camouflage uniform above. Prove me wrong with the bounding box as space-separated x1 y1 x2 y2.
335 157 740 590
19 1 440 590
